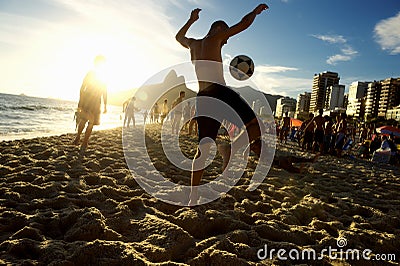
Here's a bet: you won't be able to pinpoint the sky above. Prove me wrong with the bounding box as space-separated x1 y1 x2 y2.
0 0 399 101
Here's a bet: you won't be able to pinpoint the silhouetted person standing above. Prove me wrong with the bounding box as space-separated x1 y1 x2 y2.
160 99 169 125
123 96 137 128
73 55 107 153
171 91 185 134
279 112 291 144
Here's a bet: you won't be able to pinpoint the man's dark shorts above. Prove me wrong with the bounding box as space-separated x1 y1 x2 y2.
196 83 256 141
314 129 324 144
304 130 314 144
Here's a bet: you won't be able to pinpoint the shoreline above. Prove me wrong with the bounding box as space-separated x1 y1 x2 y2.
0 124 399 265
0 125 124 143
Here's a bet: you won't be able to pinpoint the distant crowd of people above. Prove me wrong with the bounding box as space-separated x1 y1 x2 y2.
276 110 399 165
119 90 200 136
133 91 199 135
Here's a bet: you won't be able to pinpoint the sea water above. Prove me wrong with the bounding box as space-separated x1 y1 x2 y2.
0 93 144 141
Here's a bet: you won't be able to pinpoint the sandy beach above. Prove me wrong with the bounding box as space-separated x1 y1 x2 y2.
0 124 399 265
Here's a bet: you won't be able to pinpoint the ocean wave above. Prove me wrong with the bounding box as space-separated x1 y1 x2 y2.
0 105 74 112
0 127 35 135
0 113 26 120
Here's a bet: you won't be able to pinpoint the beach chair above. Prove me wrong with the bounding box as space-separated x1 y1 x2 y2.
371 148 391 164
341 138 354 157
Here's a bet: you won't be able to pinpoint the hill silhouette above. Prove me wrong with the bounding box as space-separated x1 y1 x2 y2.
108 70 196 110
231 86 282 116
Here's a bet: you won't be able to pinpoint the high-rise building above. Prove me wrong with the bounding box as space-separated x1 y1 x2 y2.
347 98 366 118
295 92 311 119
378 78 400 117
347 81 369 117
365 81 382 119
386 105 400 122
364 78 400 119
275 97 297 118
324 84 345 111
310 71 340 112
348 81 369 99
343 93 349 110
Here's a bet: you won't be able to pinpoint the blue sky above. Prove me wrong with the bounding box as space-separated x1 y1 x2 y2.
0 0 399 100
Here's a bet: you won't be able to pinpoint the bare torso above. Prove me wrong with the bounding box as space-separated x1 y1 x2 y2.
314 115 325 130
189 35 226 90
282 117 290 128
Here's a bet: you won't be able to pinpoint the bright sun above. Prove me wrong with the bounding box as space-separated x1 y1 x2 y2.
54 34 153 101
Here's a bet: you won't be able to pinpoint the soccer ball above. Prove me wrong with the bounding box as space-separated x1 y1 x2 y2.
229 55 254 81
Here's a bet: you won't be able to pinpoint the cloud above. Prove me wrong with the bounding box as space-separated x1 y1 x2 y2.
187 0 210 6
224 54 298 74
256 65 298 74
312 34 358 65
326 54 352 65
253 72 312 97
341 46 358 56
374 12 400 55
312 34 346 44
327 45 359 65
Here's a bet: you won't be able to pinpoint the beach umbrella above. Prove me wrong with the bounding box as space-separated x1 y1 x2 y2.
290 118 303 127
376 125 400 137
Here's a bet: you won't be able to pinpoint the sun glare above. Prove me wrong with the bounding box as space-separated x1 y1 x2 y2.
89 41 144 93
54 33 154 101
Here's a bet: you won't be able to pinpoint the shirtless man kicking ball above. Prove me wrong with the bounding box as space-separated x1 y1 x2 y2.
176 3 269 205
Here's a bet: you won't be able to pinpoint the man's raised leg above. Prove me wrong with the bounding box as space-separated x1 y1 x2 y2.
189 141 213 206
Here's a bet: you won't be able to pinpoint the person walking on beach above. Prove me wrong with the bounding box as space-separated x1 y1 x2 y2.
123 96 137 128
152 103 160 124
324 115 334 154
176 3 268 205
367 124 375 140
301 113 314 151
183 101 191 132
279 112 291 144
149 109 154 123
160 99 169 125
143 110 148 125
306 109 325 153
359 126 368 143
171 91 186 134
334 113 347 157
73 55 107 153
188 103 198 135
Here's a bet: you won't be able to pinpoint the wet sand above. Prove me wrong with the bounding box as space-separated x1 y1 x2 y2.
0 124 399 265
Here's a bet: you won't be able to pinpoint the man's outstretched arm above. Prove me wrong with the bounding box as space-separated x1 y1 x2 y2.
176 8 201 48
220 4 268 40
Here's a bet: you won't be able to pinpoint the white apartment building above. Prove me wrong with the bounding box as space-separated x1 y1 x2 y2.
324 84 345 111
276 97 297 118
347 81 369 117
